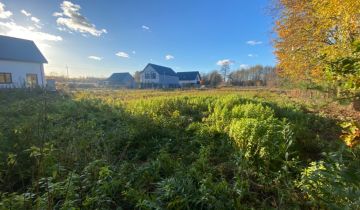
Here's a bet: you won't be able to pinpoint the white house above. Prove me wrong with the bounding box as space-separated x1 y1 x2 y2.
140 63 180 88
0 35 47 88
177 71 201 87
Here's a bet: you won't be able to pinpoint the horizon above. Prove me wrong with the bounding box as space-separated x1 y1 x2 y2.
0 0 276 77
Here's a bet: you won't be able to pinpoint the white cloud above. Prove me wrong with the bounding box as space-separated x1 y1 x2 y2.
142 25 150 30
246 40 262 45
57 27 73 34
55 1 107 37
165 54 174 60
0 2 12 19
239 64 250 69
20 9 41 27
116 51 129 58
0 21 62 53
248 54 258 57
53 12 63 17
0 21 62 42
217 59 233 66
31 16 40 23
88 56 102 61
21 9 31 17
34 24 42 29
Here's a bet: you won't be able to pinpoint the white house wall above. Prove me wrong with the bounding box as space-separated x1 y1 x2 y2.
0 60 45 88
140 66 160 83
140 65 180 87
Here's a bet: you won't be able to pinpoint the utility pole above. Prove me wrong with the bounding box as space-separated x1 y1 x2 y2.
66 65 69 79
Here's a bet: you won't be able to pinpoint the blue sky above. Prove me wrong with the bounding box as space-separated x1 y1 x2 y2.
0 0 275 77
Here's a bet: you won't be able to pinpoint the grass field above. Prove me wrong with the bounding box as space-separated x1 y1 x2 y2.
0 88 359 209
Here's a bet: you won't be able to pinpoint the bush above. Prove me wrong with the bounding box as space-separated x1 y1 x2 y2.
297 147 360 209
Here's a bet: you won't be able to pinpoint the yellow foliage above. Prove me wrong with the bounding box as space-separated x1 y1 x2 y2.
274 0 360 82
340 121 360 148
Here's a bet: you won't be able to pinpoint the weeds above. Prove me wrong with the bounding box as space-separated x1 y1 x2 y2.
0 89 358 209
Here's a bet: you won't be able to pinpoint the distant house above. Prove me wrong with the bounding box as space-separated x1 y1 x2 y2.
104 72 135 88
0 35 47 88
140 63 179 88
177 71 201 87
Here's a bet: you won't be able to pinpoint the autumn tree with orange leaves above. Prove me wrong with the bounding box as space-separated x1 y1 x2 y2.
273 0 360 92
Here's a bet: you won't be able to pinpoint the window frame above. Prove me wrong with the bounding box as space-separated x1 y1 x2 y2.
0 72 12 84
151 72 156 79
145 71 157 80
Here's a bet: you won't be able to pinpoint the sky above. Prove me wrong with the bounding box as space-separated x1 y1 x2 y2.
0 0 276 77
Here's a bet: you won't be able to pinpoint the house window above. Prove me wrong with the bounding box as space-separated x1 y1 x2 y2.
145 71 157 79
0 73 12 84
26 74 38 87
151 72 156 79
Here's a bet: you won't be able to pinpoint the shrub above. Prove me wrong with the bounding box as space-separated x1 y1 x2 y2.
229 117 293 166
297 148 360 209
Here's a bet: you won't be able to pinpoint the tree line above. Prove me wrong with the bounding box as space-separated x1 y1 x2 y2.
201 65 278 87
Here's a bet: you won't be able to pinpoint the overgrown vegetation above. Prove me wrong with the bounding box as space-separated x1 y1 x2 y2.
0 89 359 209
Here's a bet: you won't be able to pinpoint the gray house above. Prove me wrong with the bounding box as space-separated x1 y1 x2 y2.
104 72 135 88
140 63 179 88
177 71 201 88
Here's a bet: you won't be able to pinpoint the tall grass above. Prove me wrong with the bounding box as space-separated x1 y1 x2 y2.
0 89 358 209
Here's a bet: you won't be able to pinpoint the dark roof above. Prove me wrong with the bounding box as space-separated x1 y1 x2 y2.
106 72 134 83
0 35 47 63
144 63 177 76
177 71 201 81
